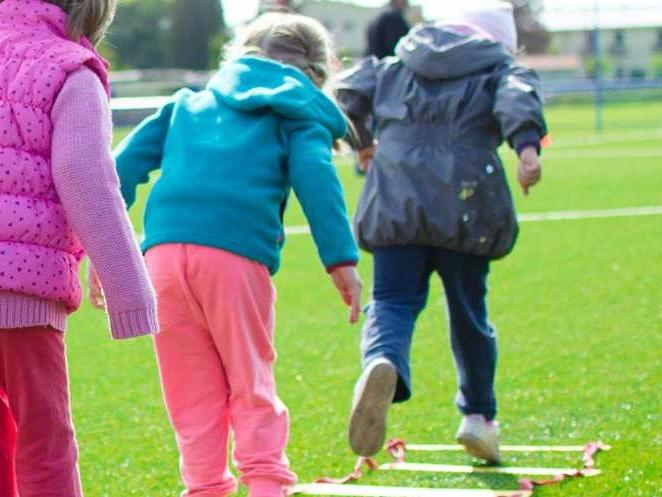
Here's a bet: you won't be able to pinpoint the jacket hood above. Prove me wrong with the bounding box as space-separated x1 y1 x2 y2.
209 56 347 139
395 23 512 79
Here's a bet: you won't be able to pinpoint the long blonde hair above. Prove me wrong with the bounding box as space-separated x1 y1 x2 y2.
229 13 357 146
45 0 117 45
229 12 335 88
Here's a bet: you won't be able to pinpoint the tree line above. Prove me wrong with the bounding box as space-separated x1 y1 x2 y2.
102 0 226 70
102 0 550 71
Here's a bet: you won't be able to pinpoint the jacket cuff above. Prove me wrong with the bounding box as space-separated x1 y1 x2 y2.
108 306 159 340
512 127 541 155
326 261 358 274
344 114 374 151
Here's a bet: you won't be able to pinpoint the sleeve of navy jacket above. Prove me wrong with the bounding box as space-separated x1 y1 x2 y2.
493 64 548 149
335 57 380 149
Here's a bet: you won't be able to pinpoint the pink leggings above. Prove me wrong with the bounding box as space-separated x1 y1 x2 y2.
146 244 296 497
0 327 82 497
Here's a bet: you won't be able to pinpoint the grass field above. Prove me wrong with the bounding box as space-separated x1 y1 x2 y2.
66 100 662 496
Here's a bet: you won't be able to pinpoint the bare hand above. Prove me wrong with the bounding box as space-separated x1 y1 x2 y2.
518 146 542 195
357 145 376 173
330 266 362 324
87 263 105 310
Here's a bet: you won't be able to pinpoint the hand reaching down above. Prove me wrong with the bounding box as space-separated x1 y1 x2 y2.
330 265 363 324
87 263 105 310
517 146 542 195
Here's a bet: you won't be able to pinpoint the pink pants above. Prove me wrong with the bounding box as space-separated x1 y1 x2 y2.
0 327 82 497
146 244 296 497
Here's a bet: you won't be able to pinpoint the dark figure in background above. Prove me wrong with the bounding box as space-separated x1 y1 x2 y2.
366 0 410 59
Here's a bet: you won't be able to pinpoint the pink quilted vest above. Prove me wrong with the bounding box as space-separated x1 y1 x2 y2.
0 0 110 311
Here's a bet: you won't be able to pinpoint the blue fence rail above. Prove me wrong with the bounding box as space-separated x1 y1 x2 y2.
111 78 662 126
542 78 662 96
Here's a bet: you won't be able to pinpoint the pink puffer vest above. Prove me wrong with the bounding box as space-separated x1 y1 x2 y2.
0 0 110 311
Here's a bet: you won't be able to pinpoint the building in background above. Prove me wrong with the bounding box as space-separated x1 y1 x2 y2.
296 2 661 79
298 0 423 57
543 6 662 79
549 25 662 79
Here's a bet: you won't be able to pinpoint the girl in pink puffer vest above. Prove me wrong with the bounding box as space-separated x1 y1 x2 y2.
0 1 158 496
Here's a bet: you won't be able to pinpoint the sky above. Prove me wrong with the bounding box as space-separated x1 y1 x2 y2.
223 0 662 30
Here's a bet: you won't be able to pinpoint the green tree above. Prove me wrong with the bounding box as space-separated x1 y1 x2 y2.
169 0 225 70
103 0 173 69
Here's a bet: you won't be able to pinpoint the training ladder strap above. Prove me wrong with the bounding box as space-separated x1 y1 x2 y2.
386 438 407 463
315 456 379 484
518 441 607 490
314 439 405 484
313 439 606 491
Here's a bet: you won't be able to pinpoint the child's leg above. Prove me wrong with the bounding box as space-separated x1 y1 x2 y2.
348 245 432 456
0 327 82 497
186 246 296 497
1 385 17 497
433 249 497 420
361 245 433 401
146 245 236 497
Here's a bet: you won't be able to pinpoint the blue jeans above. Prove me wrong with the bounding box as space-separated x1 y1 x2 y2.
361 245 497 420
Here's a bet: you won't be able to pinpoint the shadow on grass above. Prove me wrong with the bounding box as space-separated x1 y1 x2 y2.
469 472 522 490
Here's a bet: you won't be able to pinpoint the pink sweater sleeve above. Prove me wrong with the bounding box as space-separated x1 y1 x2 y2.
51 68 158 339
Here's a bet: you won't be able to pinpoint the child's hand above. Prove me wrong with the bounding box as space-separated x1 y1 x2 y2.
517 146 542 195
87 263 106 310
330 266 362 324
357 145 376 172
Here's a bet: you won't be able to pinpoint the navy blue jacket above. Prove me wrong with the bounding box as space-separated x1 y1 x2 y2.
338 24 548 259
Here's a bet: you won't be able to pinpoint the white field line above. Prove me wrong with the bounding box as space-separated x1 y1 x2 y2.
333 148 662 163
111 96 171 111
548 128 662 149
405 444 611 453
291 484 531 497
285 225 312 235
517 205 662 222
379 462 601 477
284 206 662 236
545 149 662 159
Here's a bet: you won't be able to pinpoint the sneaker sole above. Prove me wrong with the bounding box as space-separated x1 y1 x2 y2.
456 432 500 464
348 362 397 457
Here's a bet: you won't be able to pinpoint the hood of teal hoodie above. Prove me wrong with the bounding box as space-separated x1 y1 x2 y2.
208 56 347 140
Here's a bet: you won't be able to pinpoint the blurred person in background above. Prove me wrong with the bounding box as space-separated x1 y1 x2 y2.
366 0 410 59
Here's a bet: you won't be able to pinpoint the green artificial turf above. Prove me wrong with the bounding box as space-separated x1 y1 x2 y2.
66 100 662 496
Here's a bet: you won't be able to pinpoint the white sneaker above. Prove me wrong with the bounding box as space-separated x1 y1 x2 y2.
456 414 501 464
348 358 397 457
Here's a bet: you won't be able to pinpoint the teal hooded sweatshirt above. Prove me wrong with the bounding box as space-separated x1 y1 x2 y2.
115 56 359 274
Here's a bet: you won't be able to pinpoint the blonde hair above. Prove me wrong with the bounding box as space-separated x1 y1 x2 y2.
45 0 117 45
229 13 335 88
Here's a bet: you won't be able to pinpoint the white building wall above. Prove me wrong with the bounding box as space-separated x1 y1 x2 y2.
299 1 422 57
299 1 375 56
551 27 661 78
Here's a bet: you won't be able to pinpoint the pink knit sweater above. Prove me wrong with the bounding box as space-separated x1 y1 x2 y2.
0 68 158 339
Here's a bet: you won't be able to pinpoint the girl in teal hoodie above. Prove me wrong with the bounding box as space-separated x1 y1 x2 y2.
109 13 361 497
